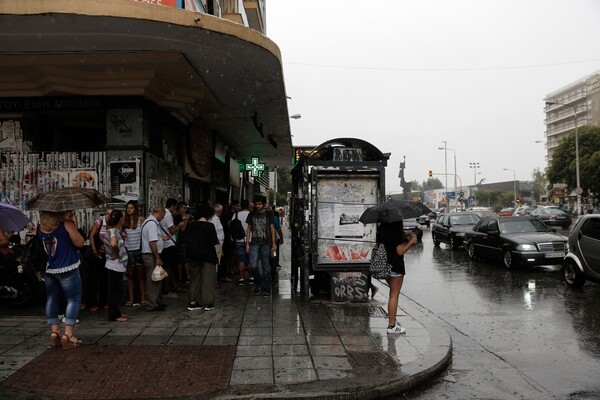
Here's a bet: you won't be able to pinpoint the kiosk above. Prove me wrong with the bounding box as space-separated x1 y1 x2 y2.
291 138 389 301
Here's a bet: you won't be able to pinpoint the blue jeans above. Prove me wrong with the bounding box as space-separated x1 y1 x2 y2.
249 244 271 293
45 268 82 325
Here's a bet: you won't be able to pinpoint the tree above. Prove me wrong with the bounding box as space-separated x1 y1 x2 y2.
546 125 600 197
410 180 423 191
422 177 444 190
531 168 547 202
268 166 292 206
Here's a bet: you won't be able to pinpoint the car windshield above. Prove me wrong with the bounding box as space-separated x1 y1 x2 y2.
500 219 551 234
449 214 480 225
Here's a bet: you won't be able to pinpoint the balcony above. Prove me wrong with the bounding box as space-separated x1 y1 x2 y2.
222 0 264 33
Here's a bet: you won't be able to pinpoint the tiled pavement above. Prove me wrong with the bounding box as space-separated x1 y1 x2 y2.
0 228 451 399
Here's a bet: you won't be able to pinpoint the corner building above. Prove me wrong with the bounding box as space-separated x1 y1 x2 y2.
0 0 291 224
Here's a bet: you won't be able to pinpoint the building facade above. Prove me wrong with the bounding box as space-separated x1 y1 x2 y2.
544 70 600 165
0 0 290 231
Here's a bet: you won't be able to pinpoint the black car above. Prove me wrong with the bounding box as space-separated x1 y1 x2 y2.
432 212 481 249
464 216 567 269
562 214 600 287
530 207 572 230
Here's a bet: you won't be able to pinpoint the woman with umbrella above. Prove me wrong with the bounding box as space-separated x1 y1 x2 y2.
38 211 85 348
378 221 417 334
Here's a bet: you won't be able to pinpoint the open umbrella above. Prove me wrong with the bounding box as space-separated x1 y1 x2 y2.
359 200 426 224
0 202 31 231
26 187 110 212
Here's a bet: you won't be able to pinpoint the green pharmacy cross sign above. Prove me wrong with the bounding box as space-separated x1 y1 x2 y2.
245 157 265 177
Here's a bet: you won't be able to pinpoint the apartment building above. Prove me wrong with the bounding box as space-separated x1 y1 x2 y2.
543 71 600 166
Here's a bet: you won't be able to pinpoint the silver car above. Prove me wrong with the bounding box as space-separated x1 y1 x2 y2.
563 214 600 287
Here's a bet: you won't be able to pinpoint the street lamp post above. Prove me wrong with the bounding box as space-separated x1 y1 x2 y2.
439 144 457 211
545 101 581 216
469 162 480 207
441 141 448 212
503 168 517 208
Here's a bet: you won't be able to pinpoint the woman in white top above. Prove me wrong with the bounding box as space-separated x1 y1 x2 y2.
104 210 129 322
121 201 146 307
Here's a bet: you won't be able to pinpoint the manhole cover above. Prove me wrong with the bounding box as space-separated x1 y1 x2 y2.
348 351 399 367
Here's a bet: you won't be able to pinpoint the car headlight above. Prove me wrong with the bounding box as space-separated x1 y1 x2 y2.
516 244 536 251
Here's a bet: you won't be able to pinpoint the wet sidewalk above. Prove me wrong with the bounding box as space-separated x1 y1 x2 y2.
0 228 451 399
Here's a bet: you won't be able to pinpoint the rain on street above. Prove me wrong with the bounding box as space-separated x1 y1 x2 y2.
391 228 600 399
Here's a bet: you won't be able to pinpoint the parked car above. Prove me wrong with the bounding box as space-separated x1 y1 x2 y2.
562 214 600 288
467 207 495 219
513 206 536 216
464 216 567 269
416 214 431 227
530 207 572 230
432 212 481 249
499 207 514 216
403 218 424 241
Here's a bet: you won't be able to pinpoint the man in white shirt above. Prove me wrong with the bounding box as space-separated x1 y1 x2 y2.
232 200 251 285
210 204 227 285
160 198 187 296
141 204 166 311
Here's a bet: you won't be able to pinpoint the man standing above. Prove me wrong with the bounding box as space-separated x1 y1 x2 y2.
210 203 227 285
160 198 187 296
232 200 251 286
245 195 276 297
141 205 166 311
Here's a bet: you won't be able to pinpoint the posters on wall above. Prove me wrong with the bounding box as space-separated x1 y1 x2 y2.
109 160 140 202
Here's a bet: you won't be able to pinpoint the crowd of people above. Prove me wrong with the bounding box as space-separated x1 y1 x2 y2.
25 195 285 349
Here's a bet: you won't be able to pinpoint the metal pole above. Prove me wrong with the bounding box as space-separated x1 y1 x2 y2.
503 168 517 208
443 141 448 213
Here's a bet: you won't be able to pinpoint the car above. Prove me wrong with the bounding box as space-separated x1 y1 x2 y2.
416 214 431 227
467 207 495 219
562 214 600 288
403 218 424 241
464 216 567 269
499 207 514 216
432 212 481 249
513 206 536 216
530 207 572 230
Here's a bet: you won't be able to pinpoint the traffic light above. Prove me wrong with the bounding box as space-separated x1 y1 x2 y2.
428 170 433 177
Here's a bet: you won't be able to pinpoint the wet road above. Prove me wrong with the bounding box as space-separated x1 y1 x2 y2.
396 228 600 399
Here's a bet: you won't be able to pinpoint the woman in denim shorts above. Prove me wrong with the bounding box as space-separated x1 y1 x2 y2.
378 221 417 334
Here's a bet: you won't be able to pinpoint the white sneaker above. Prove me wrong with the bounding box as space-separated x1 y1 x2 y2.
387 321 406 334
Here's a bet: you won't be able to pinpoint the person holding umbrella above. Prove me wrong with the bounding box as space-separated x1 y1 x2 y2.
378 221 417 334
38 211 85 348
26 187 110 348
359 200 422 334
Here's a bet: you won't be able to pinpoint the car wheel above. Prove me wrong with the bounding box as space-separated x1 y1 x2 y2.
449 235 457 250
432 233 440 247
563 259 585 288
426 221 430 228
503 249 514 269
467 242 476 259
417 230 423 242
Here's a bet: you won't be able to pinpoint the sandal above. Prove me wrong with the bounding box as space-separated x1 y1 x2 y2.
124 301 133 307
115 315 128 322
61 334 82 350
50 331 61 348
140 300 148 307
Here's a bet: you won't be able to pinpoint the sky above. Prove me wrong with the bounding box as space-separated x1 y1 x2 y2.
266 0 600 195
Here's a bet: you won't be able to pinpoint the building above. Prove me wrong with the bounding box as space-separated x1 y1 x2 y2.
543 70 600 165
0 0 291 230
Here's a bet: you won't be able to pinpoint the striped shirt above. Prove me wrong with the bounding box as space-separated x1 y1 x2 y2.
123 219 142 251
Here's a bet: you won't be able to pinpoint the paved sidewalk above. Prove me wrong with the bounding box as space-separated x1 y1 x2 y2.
0 228 451 399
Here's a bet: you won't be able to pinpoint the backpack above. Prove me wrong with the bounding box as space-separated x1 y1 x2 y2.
369 243 392 279
230 212 246 241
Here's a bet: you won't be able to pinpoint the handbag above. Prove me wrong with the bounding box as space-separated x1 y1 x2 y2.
151 265 168 282
369 243 392 279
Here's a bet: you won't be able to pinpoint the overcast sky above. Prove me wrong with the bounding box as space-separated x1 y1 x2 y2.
266 0 600 194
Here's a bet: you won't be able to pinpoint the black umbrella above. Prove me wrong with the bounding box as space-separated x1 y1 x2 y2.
359 200 426 224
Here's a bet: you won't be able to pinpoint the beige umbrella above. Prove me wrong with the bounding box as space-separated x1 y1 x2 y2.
26 188 110 212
